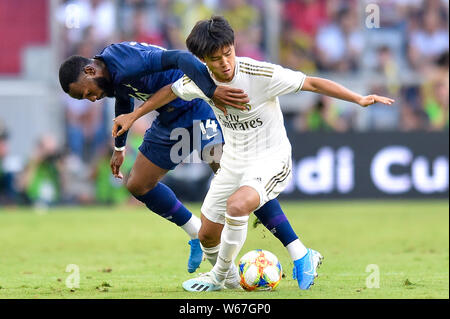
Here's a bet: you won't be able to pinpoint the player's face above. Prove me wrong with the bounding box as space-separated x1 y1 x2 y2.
68 66 114 102
203 45 236 83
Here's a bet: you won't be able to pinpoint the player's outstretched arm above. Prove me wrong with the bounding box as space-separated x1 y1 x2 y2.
112 84 177 138
301 77 395 107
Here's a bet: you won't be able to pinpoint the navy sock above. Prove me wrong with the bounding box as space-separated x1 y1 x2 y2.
254 199 298 247
135 182 192 226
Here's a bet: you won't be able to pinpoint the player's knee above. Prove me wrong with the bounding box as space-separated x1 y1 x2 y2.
226 198 251 217
126 176 157 197
125 178 141 196
198 229 220 247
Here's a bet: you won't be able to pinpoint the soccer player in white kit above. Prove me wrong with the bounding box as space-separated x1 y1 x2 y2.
114 16 394 292
175 16 394 292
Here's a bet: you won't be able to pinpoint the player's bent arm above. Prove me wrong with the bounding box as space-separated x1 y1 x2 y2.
161 51 248 110
135 84 177 118
171 77 245 116
161 50 217 98
113 84 177 137
114 95 134 149
301 76 395 107
110 85 176 178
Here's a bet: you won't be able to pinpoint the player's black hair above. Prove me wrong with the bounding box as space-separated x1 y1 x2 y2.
58 55 91 93
186 15 235 59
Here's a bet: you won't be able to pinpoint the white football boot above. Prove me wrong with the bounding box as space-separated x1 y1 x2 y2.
182 271 224 292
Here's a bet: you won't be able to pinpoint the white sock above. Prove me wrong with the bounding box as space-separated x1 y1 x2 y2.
200 243 220 266
212 214 249 282
180 215 201 239
286 239 308 261
201 243 239 281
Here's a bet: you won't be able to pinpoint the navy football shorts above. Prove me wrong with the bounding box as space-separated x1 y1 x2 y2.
139 118 224 170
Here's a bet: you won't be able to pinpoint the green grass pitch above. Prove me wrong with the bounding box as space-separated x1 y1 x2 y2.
0 200 448 299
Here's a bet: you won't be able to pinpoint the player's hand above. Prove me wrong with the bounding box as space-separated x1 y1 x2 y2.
358 95 395 107
110 150 125 179
112 113 136 138
212 86 250 115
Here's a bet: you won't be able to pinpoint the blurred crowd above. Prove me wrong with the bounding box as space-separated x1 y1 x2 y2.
1 0 448 207
280 0 448 132
55 0 448 134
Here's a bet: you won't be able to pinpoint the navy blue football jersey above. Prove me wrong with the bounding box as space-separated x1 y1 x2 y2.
94 41 217 148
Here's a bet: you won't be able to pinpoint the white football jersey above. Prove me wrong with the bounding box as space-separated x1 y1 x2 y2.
171 56 306 169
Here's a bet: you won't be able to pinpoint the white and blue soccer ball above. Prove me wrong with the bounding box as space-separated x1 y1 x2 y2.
238 249 283 291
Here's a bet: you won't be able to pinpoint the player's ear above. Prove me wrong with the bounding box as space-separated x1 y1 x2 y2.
83 65 96 76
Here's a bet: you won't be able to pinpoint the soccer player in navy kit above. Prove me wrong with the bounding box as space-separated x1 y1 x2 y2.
59 42 304 284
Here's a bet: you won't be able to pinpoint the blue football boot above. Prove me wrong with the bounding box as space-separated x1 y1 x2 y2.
187 238 203 273
293 248 323 290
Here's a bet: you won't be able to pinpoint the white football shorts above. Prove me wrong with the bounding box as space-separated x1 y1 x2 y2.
201 154 292 225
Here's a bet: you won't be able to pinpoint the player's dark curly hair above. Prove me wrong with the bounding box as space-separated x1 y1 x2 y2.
186 15 234 59
58 55 91 93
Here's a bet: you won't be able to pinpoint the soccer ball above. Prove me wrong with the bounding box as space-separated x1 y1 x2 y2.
238 249 282 291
